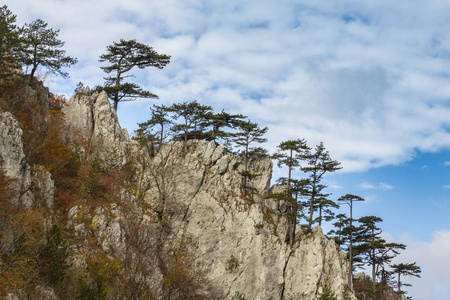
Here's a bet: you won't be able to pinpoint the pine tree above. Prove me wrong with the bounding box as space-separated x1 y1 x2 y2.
203 110 246 147
20 19 77 84
232 120 268 196
327 213 349 246
0 5 22 88
271 139 309 245
390 262 421 294
315 195 339 227
98 39 170 111
136 104 172 155
338 194 365 291
302 142 341 231
355 216 406 299
38 224 71 287
169 100 213 153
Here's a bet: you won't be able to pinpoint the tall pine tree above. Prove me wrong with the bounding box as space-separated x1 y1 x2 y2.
169 100 213 153
271 139 309 245
20 19 77 84
0 5 22 88
302 142 341 230
232 120 268 196
338 194 365 291
98 39 170 111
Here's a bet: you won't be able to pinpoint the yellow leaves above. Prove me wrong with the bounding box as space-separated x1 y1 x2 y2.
49 92 67 111
0 208 46 297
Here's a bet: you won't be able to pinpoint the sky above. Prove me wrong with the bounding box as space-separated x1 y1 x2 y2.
5 0 450 298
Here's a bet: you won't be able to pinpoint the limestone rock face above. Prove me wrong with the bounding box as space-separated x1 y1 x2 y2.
0 111 33 204
131 140 356 300
0 112 55 209
62 88 129 163
32 165 55 210
283 226 351 299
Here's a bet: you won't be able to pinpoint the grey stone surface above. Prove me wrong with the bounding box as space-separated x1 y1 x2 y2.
62 88 129 164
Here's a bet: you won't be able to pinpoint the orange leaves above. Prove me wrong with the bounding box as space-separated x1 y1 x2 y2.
0 208 46 297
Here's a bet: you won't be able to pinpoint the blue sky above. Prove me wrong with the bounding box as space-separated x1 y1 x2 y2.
6 0 450 298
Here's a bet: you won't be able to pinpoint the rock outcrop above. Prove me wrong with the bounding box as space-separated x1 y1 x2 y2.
131 139 355 299
1 83 357 299
0 111 53 209
62 88 129 163
0 111 32 204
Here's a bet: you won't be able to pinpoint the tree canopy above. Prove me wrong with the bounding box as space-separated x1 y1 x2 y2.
98 39 170 111
20 18 77 84
0 5 22 88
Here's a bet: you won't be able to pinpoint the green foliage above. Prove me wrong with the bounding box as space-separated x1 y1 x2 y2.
77 273 107 300
135 104 172 154
316 285 338 300
76 254 121 300
105 148 123 169
38 224 71 287
169 100 213 152
271 139 310 245
225 255 239 273
302 142 341 230
98 39 170 110
341 284 351 300
74 81 84 94
232 120 268 157
0 5 22 89
232 120 268 196
20 18 77 84
232 291 247 300
203 110 246 146
391 262 421 292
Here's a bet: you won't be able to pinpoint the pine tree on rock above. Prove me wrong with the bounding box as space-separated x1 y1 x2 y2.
355 216 407 298
232 120 268 196
136 104 172 155
38 224 71 287
271 139 309 245
169 100 213 153
203 110 246 147
390 262 421 294
98 39 170 111
355 215 383 298
315 195 339 227
0 5 22 88
302 142 341 231
338 194 365 292
327 213 349 247
20 19 77 85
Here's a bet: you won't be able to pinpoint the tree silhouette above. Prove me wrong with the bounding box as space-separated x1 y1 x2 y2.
20 19 77 84
98 39 170 111
0 5 22 88
302 142 341 230
390 262 421 294
338 194 364 291
271 139 309 245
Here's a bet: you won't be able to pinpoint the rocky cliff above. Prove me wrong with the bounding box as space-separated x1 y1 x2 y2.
0 85 356 299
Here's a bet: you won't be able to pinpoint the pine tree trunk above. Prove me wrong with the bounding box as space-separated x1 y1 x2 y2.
348 203 353 291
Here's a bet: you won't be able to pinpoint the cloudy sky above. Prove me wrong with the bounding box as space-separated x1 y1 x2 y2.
6 0 450 298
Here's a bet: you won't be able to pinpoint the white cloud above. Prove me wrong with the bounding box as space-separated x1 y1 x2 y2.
445 161 450 166
359 182 394 190
443 185 450 189
5 0 450 175
379 182 394 190
359 182 377 189
393 230 450 299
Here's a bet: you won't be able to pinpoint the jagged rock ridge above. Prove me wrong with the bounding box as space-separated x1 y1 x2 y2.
0 85 357 299
61 90 356 299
